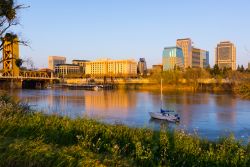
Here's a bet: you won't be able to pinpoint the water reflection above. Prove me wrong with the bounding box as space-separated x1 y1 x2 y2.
7 89 250 140
215 94 237 124
148 118 178 131
84 90 136 118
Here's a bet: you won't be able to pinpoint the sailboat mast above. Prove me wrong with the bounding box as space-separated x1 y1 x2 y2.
161 78 163 108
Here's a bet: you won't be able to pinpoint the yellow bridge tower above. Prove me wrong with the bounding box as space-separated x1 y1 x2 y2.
2 36 20 77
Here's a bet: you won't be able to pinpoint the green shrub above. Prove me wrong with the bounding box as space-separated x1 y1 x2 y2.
0 94 250 166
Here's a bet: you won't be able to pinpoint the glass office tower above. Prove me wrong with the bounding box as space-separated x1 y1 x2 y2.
162 47 184 71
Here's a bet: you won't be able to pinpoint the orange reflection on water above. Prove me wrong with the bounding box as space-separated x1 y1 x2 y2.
84 90 136 118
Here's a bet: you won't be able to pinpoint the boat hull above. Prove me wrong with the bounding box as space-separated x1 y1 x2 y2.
149 112 179 122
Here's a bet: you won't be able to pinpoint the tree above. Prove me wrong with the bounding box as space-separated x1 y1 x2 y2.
0 0 27 48
237 64 240 71
211 64 220 76
15 57 22 67
240 65 245 72
0 0 28 66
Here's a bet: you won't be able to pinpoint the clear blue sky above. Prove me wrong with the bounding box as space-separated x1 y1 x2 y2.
13 0 250 68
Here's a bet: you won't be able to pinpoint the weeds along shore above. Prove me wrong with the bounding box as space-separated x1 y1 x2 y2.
0 94 250 167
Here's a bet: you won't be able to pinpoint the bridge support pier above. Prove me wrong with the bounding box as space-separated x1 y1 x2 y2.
22 80 50 89
0 79 22 89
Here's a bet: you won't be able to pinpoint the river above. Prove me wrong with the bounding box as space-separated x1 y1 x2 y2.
8 88 250 141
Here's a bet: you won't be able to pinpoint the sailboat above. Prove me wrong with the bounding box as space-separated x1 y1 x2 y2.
149 79 180 122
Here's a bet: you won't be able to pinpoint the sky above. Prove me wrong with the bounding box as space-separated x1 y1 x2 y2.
11 0 250 68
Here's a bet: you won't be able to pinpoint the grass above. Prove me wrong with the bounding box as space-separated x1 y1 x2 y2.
0 94 250 166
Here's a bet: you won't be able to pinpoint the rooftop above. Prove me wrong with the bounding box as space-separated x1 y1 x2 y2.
72 60 90 62
55 64 79 67
164 46 182 49
48 56 66 59
176 38 191 41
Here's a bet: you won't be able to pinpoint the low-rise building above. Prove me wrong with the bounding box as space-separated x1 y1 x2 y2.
152 65 163 73
72 59 90 73
85 58 137 77
55 64 80 76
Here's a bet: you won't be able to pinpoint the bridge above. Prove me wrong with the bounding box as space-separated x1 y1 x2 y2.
0 36 58 89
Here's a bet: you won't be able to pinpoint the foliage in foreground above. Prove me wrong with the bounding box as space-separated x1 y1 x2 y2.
0 95 250 167
234 84 250 99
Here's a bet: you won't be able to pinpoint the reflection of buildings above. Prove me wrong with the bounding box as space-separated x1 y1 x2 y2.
176 93 210 126
215 41 236 70
151 92 210 126
84 91 136 118
215 95 236 123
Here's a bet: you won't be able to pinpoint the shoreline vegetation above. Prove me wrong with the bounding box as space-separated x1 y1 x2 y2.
1 95 250 166
62 67 250 99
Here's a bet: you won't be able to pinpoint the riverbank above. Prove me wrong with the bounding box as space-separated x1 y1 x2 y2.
234 84 250 99
0 95 250 166
118 83 234 94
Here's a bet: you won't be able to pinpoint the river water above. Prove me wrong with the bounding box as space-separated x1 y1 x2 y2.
8 88 250 141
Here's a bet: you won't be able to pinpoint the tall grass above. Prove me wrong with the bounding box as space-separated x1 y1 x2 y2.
234 84 250 99
0 94 250 166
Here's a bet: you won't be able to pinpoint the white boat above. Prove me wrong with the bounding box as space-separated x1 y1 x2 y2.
149 112 179 122
149 79 180 122
93 86 99 91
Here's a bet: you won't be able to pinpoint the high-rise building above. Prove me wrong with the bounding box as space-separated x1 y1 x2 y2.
191 48 209 68
48 56 66 71
85 58 137 77
137 58 147 75
176 38 192 68
192 48 201 68
215 41 236 70
162 46 184 70
204 50 209 68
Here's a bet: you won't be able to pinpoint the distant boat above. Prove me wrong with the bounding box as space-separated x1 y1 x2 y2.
149 79 180 122
93 86 99 91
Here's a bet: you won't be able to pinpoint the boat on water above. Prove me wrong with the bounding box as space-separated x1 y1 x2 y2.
93 86 100 91
149 111 180 122
149 79 180 122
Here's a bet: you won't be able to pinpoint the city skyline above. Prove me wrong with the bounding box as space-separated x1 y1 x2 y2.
14 0 250 68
